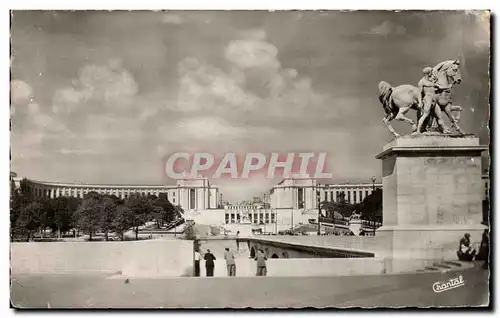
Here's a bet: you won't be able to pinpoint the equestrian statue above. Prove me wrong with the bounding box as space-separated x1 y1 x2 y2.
378 60 464 138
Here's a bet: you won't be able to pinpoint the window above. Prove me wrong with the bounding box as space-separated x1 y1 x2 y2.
271 213 275 223
189 189 196 209
225 214 229 224
353 191 357 203
347 191 351 203
265 213 270 224
172 192 176 197
297 188 304 208
237 214 241 222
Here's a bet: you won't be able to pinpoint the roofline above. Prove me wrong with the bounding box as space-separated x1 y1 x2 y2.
17 178 219 189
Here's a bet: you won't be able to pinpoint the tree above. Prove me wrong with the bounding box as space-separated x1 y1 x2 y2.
321 200 356 219
75 193 101 241
152 193 179 228
51 197 79 238
15 201 43 241
10 178 22 239
37 197 54 238
111 204 134 240
184 221 196 240
19 178 32 198
126 194 154 240
99 195 117 241
355 189 382 223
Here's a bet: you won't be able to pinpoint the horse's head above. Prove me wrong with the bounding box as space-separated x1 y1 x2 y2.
434 60 462 86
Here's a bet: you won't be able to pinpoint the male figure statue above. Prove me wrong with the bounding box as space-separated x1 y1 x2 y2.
416 67 447 133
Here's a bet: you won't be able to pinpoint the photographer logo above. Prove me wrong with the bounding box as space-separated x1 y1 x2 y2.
432 275 465 293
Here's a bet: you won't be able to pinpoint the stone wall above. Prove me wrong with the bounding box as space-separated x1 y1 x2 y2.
10 240 194 277
198 258 385 277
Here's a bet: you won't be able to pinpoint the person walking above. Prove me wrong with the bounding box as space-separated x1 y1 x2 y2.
204 249 216 277
224 247 236 276
194 248 201 277
236 231 240 251
254 249 267 276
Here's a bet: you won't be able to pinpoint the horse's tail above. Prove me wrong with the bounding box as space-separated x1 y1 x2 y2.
378 81 393 115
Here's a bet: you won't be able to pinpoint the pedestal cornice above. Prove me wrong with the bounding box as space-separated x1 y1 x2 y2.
376 135 488 159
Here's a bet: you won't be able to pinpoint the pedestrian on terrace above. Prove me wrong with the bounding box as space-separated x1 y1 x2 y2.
254 249 268 276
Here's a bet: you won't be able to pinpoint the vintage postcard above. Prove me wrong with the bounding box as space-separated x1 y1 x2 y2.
9 10 490 308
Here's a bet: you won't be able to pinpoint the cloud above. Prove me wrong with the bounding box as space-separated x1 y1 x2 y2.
52 59 138 113
366 21 406 37
225 39 279 70
161 117 247 142
474 40 490 53
168 28 341 131
82 115 145 141
11 78 72 161
238 28 267 41
56 148 97 155
161 13 184 25
11 79 34 106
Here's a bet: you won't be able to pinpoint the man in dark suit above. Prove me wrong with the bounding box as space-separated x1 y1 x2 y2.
204 249 216 277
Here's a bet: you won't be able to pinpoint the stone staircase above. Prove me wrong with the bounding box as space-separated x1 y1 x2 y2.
416 260 475 273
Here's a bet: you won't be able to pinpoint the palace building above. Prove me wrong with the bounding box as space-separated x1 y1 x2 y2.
269 177 382 210
11 175 222 211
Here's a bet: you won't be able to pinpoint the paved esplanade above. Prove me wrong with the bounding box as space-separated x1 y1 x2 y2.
11 265 488 308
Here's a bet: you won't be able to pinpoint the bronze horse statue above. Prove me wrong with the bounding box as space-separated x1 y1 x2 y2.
378 60 464 138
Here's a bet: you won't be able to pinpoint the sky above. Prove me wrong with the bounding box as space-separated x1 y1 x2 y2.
10 10 490 202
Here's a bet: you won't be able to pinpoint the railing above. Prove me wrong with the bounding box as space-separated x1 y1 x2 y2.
316 216 382 229
163 218 185 231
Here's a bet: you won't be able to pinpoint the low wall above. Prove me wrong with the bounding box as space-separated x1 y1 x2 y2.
10 240 194 277
198 258 385 277
245 236 376 259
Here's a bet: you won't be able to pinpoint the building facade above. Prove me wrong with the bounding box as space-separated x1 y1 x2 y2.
269 177 382 210
224 203 276 225
12 175 222 211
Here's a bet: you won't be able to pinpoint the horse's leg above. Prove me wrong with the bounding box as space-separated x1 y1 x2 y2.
434 104 451 134
444 104 465 134
449 105 462 122
416 97 432 134
382 113 399 138
394 106 416 131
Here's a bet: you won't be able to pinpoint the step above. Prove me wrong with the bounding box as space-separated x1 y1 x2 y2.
433 263 452 269
424 266 439 271
442 261 463 267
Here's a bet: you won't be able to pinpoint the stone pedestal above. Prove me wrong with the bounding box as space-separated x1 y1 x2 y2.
375 135 488 273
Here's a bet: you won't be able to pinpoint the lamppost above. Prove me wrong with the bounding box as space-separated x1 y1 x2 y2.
371 176 376 191
316 185 321 236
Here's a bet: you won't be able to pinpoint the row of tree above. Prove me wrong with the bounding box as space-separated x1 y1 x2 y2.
320 189 382 223
11 178 183 242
